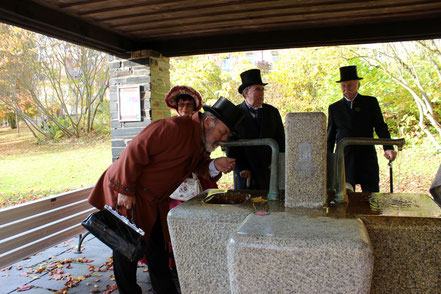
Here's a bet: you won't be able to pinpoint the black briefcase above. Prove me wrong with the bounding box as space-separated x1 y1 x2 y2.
82 204 146 263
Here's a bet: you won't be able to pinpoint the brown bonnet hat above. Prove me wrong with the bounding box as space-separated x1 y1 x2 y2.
165 85 202 111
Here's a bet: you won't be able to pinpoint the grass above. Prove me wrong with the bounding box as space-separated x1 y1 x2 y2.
377 142 441 194
0 127 111 208
1 125 440 208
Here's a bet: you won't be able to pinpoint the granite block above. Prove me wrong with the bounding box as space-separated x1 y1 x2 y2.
167 193 255 294
285 112 327 207
227 213 373 294
360 216 441 294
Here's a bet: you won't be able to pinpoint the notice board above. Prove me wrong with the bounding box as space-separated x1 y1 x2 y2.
118 85 141 122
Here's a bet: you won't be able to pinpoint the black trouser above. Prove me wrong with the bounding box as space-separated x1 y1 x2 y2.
113 215 180 294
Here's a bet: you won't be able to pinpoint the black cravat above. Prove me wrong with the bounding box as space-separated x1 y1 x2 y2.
256 108 263 120
249 107 263 130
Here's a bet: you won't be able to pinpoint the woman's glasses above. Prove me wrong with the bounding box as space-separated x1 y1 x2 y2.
178 102 195 107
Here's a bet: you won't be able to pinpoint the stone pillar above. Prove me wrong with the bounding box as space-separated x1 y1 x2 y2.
285 112 327 207
109 50 170 161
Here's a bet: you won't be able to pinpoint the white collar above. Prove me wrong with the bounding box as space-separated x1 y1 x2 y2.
245 101 263 111
344 93 358 102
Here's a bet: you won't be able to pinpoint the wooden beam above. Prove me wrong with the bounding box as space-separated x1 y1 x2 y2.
0 0 137 58
0 0 440 58
145 17 441 57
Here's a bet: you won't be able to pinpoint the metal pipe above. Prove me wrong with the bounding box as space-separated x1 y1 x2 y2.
219 138 280 200
333 137 405 202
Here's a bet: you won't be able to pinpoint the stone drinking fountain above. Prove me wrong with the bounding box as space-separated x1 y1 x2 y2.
168 112 441 294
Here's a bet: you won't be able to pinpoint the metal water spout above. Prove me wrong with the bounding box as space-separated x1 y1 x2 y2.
332 137 405 202
219 138 280 201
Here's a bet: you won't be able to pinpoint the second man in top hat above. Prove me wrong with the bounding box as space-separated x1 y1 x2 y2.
226 69 285 190
327 65 397 193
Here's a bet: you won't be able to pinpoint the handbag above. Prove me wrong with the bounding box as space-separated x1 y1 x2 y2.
82 204 146 263
170 173 203 201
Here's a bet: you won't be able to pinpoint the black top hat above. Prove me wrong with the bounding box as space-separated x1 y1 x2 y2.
203 97 245 133
238 69 268 94
336 66 363 83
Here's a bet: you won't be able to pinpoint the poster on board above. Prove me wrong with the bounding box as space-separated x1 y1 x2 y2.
118 86 141 122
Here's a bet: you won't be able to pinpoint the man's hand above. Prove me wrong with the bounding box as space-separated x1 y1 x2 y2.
117 193 136 209
214 157 236 173
384 150 397 162
239 170 251 179
240 170 252 188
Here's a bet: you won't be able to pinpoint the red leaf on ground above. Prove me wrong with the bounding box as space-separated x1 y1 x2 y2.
54 287 69 294
17 285 32 291
76 257 93 263
51 274 63 280
103 283 118 294
255 211 269 215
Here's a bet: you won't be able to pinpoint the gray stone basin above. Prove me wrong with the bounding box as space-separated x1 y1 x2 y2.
167 112 441 293
202 191 251 205
167 190 259 294
168 190 441 294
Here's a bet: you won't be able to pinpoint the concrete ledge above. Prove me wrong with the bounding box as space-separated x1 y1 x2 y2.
227 213 373 294
168 194 255 294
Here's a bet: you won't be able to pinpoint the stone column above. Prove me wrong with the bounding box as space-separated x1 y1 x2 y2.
109 50 170 161
285 112 327 207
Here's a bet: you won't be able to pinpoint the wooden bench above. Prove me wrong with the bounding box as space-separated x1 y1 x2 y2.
0 187 96 269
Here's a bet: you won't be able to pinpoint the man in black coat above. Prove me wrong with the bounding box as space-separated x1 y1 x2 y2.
327 65 397 192
226 69 285 190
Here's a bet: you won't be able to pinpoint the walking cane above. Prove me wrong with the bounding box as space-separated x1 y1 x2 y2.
388 160 393 193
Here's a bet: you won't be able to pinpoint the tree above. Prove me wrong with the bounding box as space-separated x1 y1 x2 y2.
0 24 39 134
33 37 109 137
267 47 346 117
348 42 441 149
173 43 440 149
171 53 254 105
0 24 109 141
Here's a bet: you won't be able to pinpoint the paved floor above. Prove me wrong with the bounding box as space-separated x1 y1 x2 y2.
0 234 153 293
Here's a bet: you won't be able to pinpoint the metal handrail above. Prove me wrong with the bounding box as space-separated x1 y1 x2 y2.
333 137 405 202
220 138 280 200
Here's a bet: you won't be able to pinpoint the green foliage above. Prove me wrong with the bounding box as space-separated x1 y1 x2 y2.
266 47 344 117
7 113 16 129
171 53 254 105
172 41 441 148
93 99 111 138
171 55 223 105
